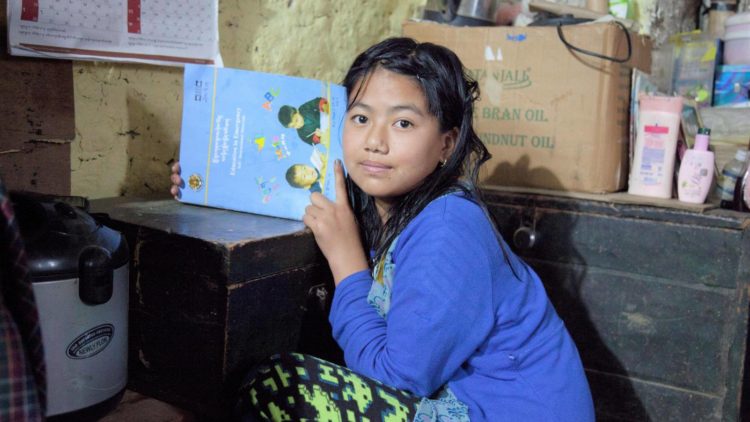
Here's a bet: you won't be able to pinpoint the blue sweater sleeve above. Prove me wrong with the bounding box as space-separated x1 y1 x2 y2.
329 196 498 397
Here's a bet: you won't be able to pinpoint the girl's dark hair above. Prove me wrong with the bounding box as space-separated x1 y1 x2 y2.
343 37 490 265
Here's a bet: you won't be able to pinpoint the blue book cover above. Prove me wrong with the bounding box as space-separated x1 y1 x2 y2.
178 64 346 220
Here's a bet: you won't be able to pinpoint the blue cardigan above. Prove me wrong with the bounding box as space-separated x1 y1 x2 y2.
330 193 594 421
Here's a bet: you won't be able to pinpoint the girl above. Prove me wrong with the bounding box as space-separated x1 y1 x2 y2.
173 38 594 421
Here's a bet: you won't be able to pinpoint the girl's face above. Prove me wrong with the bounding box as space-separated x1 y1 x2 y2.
343 68 456 218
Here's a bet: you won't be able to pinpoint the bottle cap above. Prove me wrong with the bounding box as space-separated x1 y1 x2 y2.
710 1 737 11
694 127 711 150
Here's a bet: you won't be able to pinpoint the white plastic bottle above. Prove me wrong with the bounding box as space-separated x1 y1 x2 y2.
716 148 749 209
628 94 683 198
677 128 715 204
734 160 750 212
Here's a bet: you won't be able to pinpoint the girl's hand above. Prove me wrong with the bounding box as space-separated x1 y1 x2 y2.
303 160 369 285
170 161 184 199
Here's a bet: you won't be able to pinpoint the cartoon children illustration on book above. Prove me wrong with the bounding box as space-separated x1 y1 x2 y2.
277 97 329 145
285 163 321 193
284 137 329 194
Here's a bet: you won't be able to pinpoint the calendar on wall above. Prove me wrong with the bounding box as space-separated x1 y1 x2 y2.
7 0 220 66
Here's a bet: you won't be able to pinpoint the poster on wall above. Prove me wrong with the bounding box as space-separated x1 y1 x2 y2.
6 0 221 66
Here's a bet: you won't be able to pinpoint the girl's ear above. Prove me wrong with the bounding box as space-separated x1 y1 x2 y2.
441 127 459 162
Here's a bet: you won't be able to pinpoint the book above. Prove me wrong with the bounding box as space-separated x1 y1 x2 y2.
178 64 346 220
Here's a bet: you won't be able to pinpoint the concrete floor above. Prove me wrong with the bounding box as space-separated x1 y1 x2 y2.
98 390 195 422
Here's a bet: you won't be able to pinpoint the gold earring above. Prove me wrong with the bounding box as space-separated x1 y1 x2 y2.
440 158 447 167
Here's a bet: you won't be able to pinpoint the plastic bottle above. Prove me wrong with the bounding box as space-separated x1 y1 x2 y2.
732 157 750 212
716 148 749 209
677 128 715 204
628 94 684 198
708 0 736 38
586 0 609 13
609 0 629 19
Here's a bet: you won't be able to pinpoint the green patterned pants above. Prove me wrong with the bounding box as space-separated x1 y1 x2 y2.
237 353 421 421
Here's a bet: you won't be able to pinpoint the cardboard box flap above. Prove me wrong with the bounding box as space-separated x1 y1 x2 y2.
403 21 651 73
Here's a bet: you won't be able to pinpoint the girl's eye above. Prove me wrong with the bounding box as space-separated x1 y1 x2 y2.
395 120 412 129
352 115 368 124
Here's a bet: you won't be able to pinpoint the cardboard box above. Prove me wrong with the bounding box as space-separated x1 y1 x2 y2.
403 21 651 193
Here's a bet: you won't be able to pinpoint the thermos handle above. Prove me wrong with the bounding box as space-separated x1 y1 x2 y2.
79 246 113 305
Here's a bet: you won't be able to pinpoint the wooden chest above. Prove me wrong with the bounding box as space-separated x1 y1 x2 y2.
483 189 750 421
90 198 337 419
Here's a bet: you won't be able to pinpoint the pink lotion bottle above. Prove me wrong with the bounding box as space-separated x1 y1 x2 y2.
677 127 715 204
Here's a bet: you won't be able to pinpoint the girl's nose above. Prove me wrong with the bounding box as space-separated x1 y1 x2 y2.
364 124 388 153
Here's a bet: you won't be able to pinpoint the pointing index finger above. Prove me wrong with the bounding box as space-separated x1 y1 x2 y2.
334 160 348 205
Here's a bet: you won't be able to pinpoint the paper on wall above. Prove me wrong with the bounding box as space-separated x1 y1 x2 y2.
7 0 221 67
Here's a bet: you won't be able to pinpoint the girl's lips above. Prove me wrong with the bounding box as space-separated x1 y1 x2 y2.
360 160 391 173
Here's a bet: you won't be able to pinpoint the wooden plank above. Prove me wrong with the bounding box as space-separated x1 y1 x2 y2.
489 203 745 289
126 308 226 418
532 260 733 394
587 370 720 421
91 198 306 244
0 137 70 194
0 58 75 139
0 1 74 140
133 228 228 322
224 264 333 387
483 188 749 230
483 185 715 213
226 232 323 283
125 225 229 416
729 230 750 420
0 1 74 195
93 199 325 284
